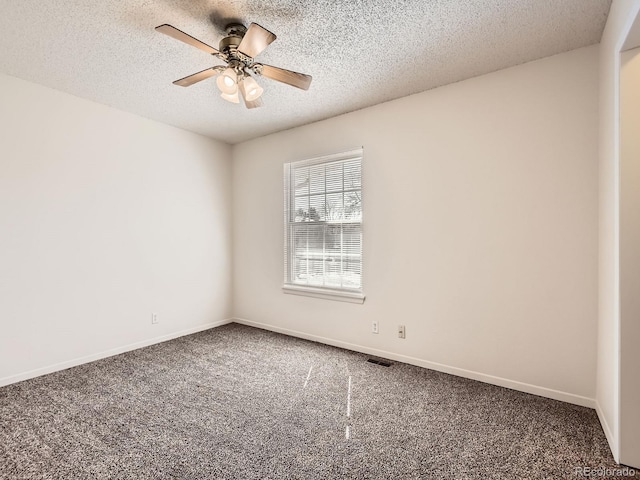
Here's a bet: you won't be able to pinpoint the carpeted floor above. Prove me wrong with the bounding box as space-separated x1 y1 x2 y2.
0 323 635 479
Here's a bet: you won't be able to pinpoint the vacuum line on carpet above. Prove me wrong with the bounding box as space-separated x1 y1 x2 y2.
346 376 352 417
303 366 313 388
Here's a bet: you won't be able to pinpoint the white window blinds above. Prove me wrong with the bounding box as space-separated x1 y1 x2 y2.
284 148 364 302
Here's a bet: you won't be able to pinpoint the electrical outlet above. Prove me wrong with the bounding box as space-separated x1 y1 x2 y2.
372 321 379 334
152 313 159 324
398 325 406 339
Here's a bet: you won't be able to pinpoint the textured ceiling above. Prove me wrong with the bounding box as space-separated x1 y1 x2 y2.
0 0 611 144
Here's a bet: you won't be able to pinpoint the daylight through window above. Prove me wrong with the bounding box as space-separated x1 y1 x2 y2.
283 149 364 303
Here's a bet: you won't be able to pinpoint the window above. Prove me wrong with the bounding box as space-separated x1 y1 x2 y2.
283 148 364 303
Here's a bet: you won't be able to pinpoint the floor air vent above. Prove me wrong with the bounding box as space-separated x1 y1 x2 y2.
367 358 392 367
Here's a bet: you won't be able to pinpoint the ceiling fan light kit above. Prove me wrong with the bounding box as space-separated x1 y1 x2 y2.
216 67 238 95
240 76 264 101
155 21 312 109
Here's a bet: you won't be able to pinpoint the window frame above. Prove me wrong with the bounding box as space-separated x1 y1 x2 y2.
283 148 365 304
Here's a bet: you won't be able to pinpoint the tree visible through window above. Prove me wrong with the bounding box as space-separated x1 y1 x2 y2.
284 149 363 299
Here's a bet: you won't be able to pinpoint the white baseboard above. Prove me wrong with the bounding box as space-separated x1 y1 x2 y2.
0 318 233 388
3 316 596 411
596 401 619 462
232 317 596 409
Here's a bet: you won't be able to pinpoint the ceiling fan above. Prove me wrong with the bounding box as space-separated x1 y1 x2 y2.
156 22 312 109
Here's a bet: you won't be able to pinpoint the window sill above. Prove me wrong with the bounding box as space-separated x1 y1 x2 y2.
282 285 365 304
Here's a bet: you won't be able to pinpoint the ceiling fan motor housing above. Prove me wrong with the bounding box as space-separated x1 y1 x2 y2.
219 35 242 53
219 24 246 54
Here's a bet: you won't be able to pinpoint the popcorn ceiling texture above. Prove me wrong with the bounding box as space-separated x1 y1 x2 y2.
0 0 611 144
0 324 631 479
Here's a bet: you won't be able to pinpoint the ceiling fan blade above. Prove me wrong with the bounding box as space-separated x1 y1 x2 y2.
257 64 312 90
237 23 276 58
173 67 221 87
156 24 219 55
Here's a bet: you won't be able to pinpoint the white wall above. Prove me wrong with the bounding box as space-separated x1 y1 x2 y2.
597 0 640 461
0 73 233 385
232 46 599 406
620 47 640 469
